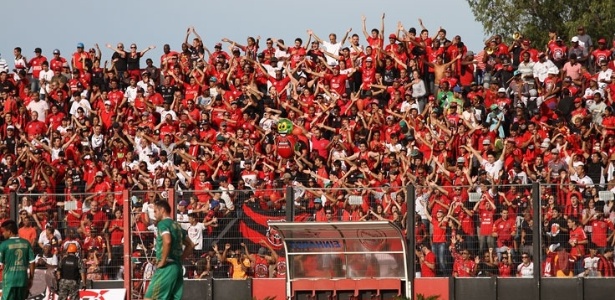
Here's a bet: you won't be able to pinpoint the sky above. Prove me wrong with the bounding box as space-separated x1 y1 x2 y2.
0 0 487 67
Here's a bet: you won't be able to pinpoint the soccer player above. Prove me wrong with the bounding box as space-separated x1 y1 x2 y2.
0 220 36 300
144 201 194 300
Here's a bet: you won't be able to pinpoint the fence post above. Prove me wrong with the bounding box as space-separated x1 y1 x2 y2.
9 191 18 222
123 189 131 300
406 184 415 298
167 188 175 218
532 182 541 297
285 186 294 222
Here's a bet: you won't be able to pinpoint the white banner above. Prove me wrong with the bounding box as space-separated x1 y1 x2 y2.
44 288 126 300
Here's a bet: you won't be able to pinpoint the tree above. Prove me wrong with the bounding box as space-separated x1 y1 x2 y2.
467 0 615 50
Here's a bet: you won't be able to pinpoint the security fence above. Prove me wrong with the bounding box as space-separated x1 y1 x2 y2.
7 182 615 300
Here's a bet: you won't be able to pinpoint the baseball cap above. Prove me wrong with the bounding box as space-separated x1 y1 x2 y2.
178 200 188 206
365 57 373 62
571 36 579 42
497 87 506 93
34 47 42 53
77 42 84 48
95 171 104 177
598 38 607 44
389 33 397 39
53 49 60 54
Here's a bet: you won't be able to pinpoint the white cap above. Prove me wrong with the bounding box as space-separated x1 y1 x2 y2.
104 101 111 105
573 161 584 168
498 87 506 93
571 36 579 42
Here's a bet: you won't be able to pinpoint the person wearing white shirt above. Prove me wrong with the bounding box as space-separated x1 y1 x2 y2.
384 135 403 153
155 102 177 121
532 53 557 84
145 154 163 173
68 93 92 117
26 97 49 121
517 53 535 86
137 72 155 96
0 54 7 73
274 39 290 60
38 62 54 97
582 247 600 277
348 34 364 57
465 142 505 179
124 81 138 103
596 61 613 89
218 179 235 211
570 161 594 192
517 253 534 277
308 29 351 65
400 95 419 113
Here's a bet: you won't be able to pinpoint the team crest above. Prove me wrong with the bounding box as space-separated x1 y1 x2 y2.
266 220 285 248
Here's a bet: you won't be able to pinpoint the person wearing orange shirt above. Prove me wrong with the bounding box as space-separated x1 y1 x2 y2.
18 214 37 247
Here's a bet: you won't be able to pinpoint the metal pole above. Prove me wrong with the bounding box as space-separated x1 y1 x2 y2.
168 188 175 218
285 186 294 222
406 184 416 299
9 191 18 222
123 189 131 300
532 182 541 299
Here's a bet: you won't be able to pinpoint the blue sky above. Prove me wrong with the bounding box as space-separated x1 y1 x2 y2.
0 0 486 66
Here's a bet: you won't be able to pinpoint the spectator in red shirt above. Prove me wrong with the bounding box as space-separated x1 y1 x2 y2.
82 200 109 234
453 247 476 277
567 216 588 275
492 209 516 260
417 244 436 277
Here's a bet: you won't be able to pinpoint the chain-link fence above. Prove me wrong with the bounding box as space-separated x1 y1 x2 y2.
9 181 615 299
14 190 125 289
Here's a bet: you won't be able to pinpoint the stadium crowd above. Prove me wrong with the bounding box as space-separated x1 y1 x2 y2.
1 15 615 283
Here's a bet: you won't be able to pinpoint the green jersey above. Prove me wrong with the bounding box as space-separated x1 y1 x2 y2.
155 218 185 263
0 237 35 287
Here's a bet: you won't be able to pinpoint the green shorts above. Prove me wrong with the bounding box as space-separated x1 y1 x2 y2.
144 263 183 300
2 286 29 300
